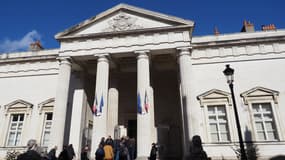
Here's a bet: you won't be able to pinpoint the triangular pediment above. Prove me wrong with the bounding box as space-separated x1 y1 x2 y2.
55 3 194 39
240 86 279 98
4 99 33 110
197 89 232 106
38 98 55 107
38 98 54 114
197 89 231 100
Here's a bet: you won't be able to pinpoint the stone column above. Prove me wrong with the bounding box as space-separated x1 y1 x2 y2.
69 88 87 159
91 54 109 158
177 47 199 159
148 86 157 144
107 88 119 138
49 57 72 152
136 50 155 160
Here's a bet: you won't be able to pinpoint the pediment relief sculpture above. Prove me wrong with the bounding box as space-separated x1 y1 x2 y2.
103 13 143 32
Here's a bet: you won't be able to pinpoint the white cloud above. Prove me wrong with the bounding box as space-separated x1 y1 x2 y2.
0 30 41 53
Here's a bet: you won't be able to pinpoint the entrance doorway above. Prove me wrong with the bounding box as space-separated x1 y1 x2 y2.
127 120 137 139
117 72 137 139
153 70 183 159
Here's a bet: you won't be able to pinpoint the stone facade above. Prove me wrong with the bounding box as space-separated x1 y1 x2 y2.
0 3 285 160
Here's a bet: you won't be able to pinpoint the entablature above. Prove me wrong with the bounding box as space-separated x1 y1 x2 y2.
59 30 191 57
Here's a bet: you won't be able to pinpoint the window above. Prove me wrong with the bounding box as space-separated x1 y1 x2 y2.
3 99 33 147
208 105 230 142
7 114 24 146
252 103 278 141
241 86 281 141
41 112 53 146
38 98 54 147
197 89 234 143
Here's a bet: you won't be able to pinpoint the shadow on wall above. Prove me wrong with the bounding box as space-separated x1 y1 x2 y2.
243 127 285 160
232 126 259 159
244 126 259 160
182 96 191 152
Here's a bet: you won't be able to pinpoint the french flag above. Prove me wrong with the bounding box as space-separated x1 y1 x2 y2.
99 95 104 114
137 93 142 114
92 95 97 115
144 90 149 113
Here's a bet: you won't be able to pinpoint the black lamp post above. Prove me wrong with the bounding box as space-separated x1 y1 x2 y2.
223 64 247 160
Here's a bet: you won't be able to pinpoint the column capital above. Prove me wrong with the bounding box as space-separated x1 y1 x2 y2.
57 56 72 66
94 53 110 63
135 50 150 59
176 47 192 57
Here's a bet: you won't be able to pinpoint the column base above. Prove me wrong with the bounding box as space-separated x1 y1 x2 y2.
136 156 149 160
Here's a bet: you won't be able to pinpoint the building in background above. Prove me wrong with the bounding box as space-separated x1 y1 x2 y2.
0 4 285 160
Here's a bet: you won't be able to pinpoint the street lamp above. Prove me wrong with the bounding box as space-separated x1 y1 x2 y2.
223 64 247 160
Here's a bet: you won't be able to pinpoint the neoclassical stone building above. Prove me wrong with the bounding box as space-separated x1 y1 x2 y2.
0 3 285 160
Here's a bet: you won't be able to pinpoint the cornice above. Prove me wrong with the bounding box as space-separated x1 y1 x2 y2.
192 37 285 49
0 54 58 64
56 25 192 41
192 30 285 48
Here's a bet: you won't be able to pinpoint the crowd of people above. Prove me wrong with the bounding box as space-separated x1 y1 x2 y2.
15 135 207 160
94 136 136 160
15 136 139 160
16 139 76 160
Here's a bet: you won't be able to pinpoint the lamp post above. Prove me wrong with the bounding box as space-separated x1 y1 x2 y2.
223 64 247 160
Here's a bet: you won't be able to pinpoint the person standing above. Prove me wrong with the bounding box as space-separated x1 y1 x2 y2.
47 146 58 160
66 144 75 160
95 144 105 160
80 145 89 160
99 137 105 146
105 136 114 148
58 146 69 160
103 141 114 160
128 138 136 160
119 142 129 160
149 143 157 160
17 139 42 160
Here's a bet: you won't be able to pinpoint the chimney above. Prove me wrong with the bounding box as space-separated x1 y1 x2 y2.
262 24 276 31
29 40 44 51
214 26 220 35
241 20 255 32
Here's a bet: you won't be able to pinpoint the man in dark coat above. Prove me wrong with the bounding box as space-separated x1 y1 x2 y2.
17 150 42 160
17 139 42 160
58 146 69 160
119 144 129 160
149 143 157 160
47 146 58 160
81 145 89 160
95 144 105 160
66 144 75 160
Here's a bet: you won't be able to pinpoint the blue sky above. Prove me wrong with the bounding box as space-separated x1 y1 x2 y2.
0 0 284 52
